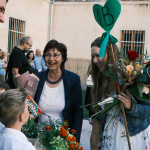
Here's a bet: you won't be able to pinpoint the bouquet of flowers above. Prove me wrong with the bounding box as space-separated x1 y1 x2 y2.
36 117 84 150
117 50 144 92
86 49 150 123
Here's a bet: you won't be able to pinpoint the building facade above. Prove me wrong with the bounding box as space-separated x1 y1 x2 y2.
0 0 149 88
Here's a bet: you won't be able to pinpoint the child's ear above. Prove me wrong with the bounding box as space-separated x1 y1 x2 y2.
20 113 24 122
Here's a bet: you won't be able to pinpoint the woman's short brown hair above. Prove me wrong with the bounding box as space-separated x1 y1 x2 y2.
43 40 68 69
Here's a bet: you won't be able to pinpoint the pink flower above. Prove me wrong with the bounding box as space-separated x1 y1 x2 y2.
126 65 133 75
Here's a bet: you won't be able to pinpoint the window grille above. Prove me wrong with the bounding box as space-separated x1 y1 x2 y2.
8 17 26 54
120 30 145 56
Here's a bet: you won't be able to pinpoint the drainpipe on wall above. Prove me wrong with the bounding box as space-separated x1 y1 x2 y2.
49 0 55 40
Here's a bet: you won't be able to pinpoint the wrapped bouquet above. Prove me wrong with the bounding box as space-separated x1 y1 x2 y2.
35 117 84 150
86 50 150 123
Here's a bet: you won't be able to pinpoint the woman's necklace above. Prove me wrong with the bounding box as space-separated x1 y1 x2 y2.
46 74 63 84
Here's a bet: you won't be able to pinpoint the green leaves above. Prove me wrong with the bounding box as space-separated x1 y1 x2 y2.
102 67 116 81
93 98 120 120
22 119 38 138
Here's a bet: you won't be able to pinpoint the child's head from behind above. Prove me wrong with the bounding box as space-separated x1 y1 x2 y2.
0 89 29 127
0 82 10 94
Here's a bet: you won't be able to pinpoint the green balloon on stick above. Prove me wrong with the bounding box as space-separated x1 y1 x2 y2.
93 0 121 58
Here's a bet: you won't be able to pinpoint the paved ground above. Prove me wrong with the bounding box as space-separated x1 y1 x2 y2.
80 119 92 150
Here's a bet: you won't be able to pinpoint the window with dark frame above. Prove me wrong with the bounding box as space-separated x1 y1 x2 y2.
8 17 26 54
120 30 145 56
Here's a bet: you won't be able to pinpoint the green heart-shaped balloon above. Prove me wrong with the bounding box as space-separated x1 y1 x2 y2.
93 0 121 32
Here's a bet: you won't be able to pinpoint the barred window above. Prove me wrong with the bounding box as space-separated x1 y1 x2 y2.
8 17 26 54
120 30 145 56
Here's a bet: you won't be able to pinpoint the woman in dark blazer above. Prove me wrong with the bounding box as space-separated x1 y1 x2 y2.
34 40 83 142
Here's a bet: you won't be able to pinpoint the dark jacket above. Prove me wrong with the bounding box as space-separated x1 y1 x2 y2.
34 69 83 142
125 98 150 136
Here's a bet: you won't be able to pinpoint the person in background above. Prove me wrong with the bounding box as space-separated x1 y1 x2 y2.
6 36 33 89
0 74 5 82
26 50 35 69
0 81 9 94
0 49 7 76
0 89 36 150
34 48 47 72
0 81 10 132
34 40 83 142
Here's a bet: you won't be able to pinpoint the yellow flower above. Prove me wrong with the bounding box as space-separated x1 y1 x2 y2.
135 64 143 70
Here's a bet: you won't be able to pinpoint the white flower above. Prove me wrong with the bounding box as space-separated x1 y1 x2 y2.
141 69 143 74
98 97 114 106
141 86 149 95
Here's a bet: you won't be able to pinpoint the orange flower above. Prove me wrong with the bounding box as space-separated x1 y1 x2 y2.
61 130 67 137
75 147 79 150
66 136 71 142
69 143 75 149
75 142 79 147
72 136 76 142
75 142 79 150
63 124 68 129
70 129 77 134
45 126 51 130
80 146 84 150
64 120 68 124
59 126 65 136
60 126 65 132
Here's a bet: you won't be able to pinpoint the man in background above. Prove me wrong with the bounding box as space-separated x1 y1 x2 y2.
6 36 33 89
0 0 8 23
34 48 47 72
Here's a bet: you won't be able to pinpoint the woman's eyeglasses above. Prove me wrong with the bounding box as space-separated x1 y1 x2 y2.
45 53 61 59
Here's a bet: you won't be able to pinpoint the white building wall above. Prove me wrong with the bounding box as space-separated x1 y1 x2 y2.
0 0 51 53
0 1 149 58
52 1 150 59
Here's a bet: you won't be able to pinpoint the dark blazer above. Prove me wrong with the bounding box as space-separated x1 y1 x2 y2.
34 69 83 142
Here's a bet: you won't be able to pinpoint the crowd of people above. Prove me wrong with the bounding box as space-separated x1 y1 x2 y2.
0 0 150 150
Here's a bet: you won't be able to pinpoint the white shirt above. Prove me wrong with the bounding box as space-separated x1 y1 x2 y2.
86 75 93 87
38 80 65 123
0 128 36 150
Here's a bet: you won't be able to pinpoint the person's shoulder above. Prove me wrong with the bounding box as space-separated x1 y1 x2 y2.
36 70 48 78
11 47 23 55
63 69 80 80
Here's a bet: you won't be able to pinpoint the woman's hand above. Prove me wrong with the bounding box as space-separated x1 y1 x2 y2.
118 92 132 110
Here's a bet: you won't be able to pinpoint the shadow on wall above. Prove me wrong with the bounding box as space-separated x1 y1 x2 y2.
65 58 91 90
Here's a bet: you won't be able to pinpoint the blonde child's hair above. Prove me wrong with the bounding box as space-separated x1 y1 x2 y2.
0 89 27 127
